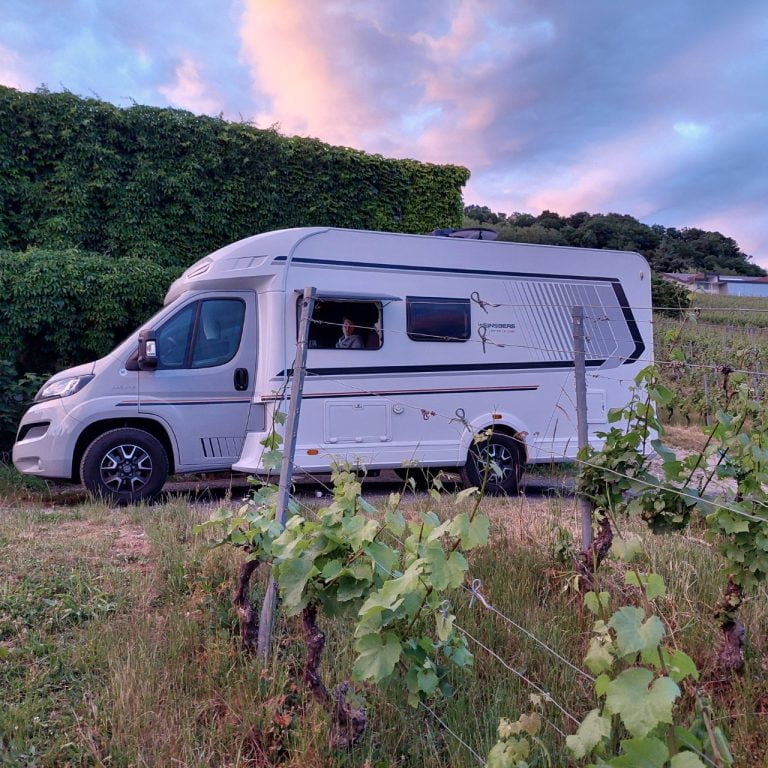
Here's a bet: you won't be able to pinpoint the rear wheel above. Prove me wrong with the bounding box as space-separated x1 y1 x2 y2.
80 428 169 505
460 432 524 496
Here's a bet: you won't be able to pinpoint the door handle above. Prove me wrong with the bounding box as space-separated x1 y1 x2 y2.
234 368 249 391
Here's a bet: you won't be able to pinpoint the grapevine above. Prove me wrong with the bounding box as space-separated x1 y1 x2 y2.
199 427 490 746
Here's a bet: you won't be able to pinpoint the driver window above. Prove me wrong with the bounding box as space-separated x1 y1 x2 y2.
156 304 195 369
191 299 245 368
156 299 246 370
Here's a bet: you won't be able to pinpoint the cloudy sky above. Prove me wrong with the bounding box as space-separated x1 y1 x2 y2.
2 1 767 264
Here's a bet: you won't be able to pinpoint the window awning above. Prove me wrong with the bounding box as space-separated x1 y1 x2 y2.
295 290 402 302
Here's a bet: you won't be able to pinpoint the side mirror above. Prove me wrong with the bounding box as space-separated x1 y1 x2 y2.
138 330 158 369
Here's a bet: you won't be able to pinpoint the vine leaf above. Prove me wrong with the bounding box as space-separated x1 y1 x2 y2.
611 537 644 563
450 513 490 549
487 737 530 767
384 508 406 537
364 541 400 579
352 632 402 682
609 606 665 657
585 590 611 615
647 648 699 683
585 635 614 674
669 753 708 768
277 555 317 615
416 666 440 696
435 609 454 642
625 572 667 600
605 668 679 737
565 708 611 759
609 736 668 767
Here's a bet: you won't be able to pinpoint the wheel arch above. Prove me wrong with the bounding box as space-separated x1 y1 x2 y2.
461 415 530 465
482 423 528 461
72 418 176 483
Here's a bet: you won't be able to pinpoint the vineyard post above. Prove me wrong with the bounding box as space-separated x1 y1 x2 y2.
703 372 710 426
257 286 317 660
571 305 593 554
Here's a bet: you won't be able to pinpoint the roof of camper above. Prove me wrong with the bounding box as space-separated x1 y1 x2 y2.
196 225 649 263
165 226 651 305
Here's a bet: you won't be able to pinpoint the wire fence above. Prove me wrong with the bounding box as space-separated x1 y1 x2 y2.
226 294 767 764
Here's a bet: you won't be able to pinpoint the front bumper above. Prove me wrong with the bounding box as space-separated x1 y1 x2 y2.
12 399 79 479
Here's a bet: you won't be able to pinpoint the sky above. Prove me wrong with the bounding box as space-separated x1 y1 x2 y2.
1 1 767 265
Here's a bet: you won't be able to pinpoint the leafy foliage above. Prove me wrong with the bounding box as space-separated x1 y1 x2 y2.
485 698 547 768
1 86 469 267
566 559 726 767
0 248 181 452
651 276 692 317
578 364 768 673
0 360 46 454
0 249 181 376
464 207 762 277
200 463 489 709
489 556 730 767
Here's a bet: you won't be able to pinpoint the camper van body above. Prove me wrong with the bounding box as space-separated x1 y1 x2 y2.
13 227 652 502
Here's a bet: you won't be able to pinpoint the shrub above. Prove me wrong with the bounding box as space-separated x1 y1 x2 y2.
0 249 181 376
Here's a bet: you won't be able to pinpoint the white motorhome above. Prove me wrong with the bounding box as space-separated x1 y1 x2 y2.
13 227 652 503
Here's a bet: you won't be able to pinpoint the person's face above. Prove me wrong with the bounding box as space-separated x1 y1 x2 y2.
342 318 355 336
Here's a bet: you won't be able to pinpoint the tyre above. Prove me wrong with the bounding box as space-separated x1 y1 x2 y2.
80 428 169 505
460 432 525 496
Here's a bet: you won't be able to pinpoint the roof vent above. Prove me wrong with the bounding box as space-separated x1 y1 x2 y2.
431 227 498 241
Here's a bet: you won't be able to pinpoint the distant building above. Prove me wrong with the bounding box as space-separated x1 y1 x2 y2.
662 273 768 298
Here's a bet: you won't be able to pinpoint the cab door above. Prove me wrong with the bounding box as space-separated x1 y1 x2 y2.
138 292 256 470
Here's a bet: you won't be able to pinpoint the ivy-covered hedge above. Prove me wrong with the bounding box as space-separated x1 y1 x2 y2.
0 87 470 267
0 249 180 375
0 249 181 453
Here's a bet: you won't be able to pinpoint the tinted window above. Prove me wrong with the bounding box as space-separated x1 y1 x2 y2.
406 296 471 342
156 304 195 369
156 299 245 370
191 299 245 368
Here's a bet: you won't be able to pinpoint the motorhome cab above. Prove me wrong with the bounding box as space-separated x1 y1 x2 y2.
13 227 652 504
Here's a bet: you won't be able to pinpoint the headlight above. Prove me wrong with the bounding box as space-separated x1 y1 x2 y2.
36 375 94 401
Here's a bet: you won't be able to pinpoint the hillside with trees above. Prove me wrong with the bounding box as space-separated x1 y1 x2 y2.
464 205 764 277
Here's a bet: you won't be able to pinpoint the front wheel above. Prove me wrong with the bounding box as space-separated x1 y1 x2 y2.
80 428 169 505
460 432 525 496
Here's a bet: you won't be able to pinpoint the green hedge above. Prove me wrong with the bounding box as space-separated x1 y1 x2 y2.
0 249 181 374
0 87 470 266
0 249 181 454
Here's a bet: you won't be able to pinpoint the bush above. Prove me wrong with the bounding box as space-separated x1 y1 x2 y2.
0 249 181 376
0 87 470 266
651 275 691 316
0 361 47 453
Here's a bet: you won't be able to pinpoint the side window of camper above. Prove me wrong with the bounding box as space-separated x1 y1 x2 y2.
406 296 471 342
156 299 245 369
302 299 383 350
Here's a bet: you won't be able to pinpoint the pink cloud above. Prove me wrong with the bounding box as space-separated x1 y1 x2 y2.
691 203 768 266
158 56 222 116
0 43 34 91
236 1 534 169
238 1 385 146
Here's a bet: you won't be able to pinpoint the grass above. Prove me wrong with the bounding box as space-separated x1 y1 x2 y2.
0 462 50 503
0 491 766 767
